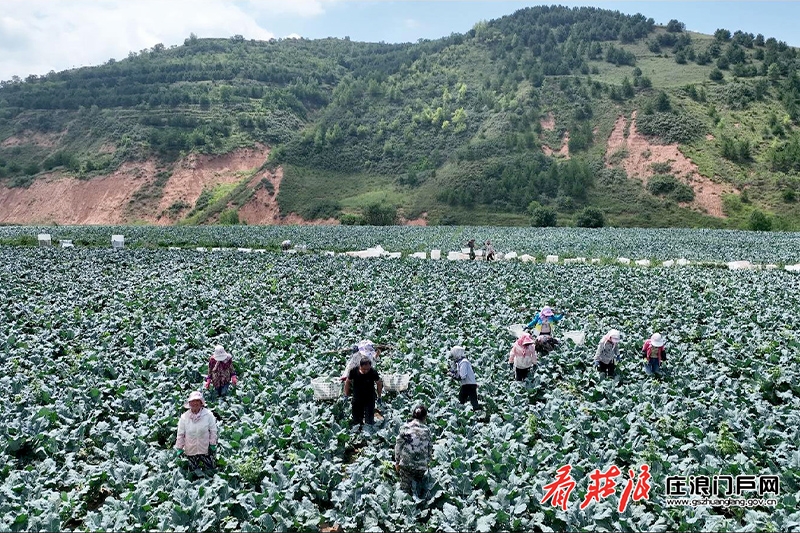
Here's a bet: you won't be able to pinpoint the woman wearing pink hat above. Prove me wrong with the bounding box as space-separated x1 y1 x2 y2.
175 391 218 470
641 333 667 376
509 333 538 381
526 305 566 336
204 345 238 399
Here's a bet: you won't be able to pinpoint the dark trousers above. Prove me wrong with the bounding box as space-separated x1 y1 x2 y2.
598 361 616 377
515 366 536 381
458 384 479 410
352 396 375 425
187 453 216 470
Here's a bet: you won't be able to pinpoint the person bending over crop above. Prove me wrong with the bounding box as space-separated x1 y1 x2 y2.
175 391 218 470
344 357 383 426
642 332 667 376
395 405 433 496
341 339 379 381
449 346 479 410
204 345 238 399
466 239 476 260
526 305 566 337
509 333 538 381
594 329 621 377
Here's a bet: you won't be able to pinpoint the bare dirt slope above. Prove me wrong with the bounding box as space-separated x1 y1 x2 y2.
606 112 733 217
0 146 271 225
149 145 270 224
0 161 156 225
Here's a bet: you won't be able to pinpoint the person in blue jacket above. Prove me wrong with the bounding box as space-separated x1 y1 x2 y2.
526 305 566 336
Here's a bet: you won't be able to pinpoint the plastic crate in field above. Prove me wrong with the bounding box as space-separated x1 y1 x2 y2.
311 377 342 401
383 373 411 392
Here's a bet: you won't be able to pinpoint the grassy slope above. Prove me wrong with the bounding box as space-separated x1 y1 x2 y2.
1 10 799 229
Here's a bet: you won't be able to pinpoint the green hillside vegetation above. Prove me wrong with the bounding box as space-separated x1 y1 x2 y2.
1 6 800 228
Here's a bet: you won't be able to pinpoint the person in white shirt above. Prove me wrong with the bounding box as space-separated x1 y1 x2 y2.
449 346 479 410
175 391 218 470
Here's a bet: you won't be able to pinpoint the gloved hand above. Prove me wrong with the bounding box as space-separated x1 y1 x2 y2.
616 354 623 362
231 376 238 386
593 360 600 368
203 379 210 390
209 444 217 454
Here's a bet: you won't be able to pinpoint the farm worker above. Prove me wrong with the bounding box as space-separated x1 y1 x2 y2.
175 391 218 470
642 332 667 376
344 357 383 426
535 334 560 356
466 239 476 260
394 405 433 496
594 329 622 377
341 339 379 380
281 239 291 251
509 333 538 381
449 346 479 410
484 240 496 261
526 305 565 336
204 345 238 399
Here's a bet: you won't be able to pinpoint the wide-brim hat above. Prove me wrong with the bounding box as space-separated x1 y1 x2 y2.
213 345 230 361
541 306 554 317
650 333 666 347
184 390 205 408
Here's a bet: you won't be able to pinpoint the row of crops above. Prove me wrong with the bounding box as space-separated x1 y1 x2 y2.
2 225 800 264
1 235 800 531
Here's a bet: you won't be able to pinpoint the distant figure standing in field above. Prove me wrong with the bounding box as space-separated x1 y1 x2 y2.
344 357 383 426
281 240 292 251
466 239 477 260
175 391 218 470
594 329 621 377
642 332 667 376
484 240 495 261
204 345 238 399
395 405 433 496
449 346 479 410
509 333 538 381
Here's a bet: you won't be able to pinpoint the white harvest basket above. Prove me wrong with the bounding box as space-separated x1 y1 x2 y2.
311 377 342 401
383 373 411 392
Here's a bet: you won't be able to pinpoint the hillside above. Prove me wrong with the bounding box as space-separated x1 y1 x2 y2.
1 5 800 229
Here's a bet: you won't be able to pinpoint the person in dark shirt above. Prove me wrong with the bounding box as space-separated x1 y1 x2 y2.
344 358 383 425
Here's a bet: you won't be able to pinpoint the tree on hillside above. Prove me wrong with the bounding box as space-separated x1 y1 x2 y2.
714 29 732 42
576 207 605 228
666 19 685 33
749 210 772 231
531 206 558 227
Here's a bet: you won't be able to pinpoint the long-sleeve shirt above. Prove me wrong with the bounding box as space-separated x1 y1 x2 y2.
526 312 564 333
175 408 218 456
594 340 620 364
208 357 236 389
509 343 538 369
395 419 432 470
452 359 477 386
642 340 667 362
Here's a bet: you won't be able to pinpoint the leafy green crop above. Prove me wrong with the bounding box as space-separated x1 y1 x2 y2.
1 233 799 531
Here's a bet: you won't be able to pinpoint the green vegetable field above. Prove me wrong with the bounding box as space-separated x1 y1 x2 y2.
1 227 799 531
